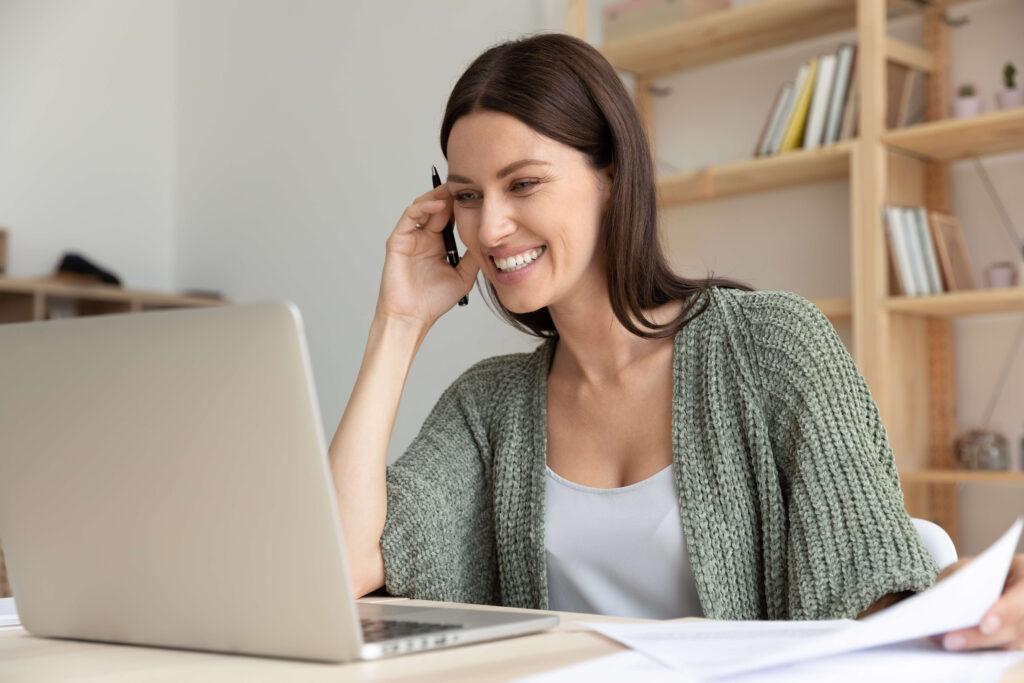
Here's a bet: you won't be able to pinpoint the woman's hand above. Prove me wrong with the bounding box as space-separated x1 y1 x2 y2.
936 554 1024 651
375 182 480 331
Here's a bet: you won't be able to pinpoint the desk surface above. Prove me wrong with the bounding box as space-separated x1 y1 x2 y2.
2 597 1023 682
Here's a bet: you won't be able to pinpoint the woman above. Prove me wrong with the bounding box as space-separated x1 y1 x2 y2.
329 33 1023 651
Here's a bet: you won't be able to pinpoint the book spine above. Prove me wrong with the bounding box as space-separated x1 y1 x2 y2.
885 206 917 296
756 82 792 157
770 64 807 155
900 206 930 295
804 54 836 150
780 58 818 153
915 207 945 293
824 44 854 144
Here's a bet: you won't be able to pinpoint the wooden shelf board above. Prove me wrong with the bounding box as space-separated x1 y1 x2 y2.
600 0 970 77
901 469 1024 485
885 287 1024 317
813 297 852 320
883 107 1024 161
0 277 224 309
658 140 853 206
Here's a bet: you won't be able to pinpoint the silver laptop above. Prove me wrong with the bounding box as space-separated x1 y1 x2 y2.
0 301 557 662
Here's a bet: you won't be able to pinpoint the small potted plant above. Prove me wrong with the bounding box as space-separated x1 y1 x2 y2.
953 82 983 118
996 62 1023 109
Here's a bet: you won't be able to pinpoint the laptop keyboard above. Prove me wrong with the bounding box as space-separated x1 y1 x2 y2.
360 617 465 643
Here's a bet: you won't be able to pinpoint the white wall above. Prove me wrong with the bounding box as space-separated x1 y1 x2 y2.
174 0 550 464
0 0 177 289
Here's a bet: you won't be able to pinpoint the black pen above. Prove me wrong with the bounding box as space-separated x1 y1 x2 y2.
432 165 468 306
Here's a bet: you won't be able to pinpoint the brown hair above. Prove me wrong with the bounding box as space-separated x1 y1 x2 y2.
440 33 754 340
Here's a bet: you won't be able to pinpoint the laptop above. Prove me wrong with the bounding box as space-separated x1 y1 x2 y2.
0 301 557 662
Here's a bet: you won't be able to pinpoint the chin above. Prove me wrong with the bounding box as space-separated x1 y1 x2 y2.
490 287 548 315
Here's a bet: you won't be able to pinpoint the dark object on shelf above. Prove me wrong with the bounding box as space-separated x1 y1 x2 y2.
955 428 1010 470
54 252 122 286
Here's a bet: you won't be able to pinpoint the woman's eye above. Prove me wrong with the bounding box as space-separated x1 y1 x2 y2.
454 180 539 204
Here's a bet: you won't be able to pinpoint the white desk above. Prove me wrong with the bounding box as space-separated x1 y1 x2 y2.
2 597 1023 682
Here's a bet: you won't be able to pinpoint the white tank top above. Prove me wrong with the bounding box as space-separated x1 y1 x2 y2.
544 463 702 619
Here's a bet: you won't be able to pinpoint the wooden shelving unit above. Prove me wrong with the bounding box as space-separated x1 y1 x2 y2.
0 276 222 323
0 276 225 598
598 0 970 78
566 0 1024 545
885 286 1024 317
658 141 854 206
883 106 1024 161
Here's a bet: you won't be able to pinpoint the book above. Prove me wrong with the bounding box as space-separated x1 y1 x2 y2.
803 53 837 149
912 207 944 294
823 44 856 145
885 206 918 296
899 206 930 295
839 67 859 140
769 63 808 155
755 82 794 157
779 57 818 153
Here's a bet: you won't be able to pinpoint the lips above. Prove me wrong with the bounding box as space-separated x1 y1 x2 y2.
491 245 546 272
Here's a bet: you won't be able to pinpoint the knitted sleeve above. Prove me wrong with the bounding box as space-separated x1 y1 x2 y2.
379 359 501 605
746 290 938 620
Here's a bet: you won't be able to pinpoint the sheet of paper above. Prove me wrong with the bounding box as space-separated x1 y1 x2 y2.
0 597 19 629
712 515 1022 678
587 620 852 680
588 517 1023 681
516 639 1024 683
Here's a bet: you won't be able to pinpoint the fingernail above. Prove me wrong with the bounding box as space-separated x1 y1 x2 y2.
981 615 1001 635
944 634 965 650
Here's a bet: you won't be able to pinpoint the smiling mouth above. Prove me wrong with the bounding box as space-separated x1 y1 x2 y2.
491 246 546 273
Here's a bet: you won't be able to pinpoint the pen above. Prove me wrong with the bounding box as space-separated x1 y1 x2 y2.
432 165 468 306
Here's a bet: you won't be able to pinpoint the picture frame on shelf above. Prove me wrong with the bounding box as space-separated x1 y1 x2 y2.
928 211 977 291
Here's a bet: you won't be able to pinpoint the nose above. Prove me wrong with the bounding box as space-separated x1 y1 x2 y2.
477 195 517 250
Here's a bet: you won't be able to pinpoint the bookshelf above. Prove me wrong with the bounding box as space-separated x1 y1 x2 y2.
0 276 225 598
568 0 1024 545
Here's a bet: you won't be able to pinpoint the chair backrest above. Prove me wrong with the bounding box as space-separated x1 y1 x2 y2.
911 517 958 569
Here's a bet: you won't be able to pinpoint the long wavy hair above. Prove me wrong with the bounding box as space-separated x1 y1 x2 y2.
440 33 754 340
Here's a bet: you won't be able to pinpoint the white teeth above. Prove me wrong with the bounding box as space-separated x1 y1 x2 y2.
495 247 544 272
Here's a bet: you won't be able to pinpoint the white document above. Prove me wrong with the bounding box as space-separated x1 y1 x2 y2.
0 597 19 629
517 639 1024 683
587 620 851 681
587 517 1022 681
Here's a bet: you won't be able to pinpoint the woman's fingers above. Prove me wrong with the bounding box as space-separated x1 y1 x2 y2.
397 184 453 234
942 556 1024 651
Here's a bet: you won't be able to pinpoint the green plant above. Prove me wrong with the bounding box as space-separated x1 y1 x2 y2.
958 83 977 98
1004 62 1018 89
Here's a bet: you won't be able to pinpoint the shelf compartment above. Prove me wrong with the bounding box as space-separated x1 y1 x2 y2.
885 287 1024 317
600 0 968 77
883 107 1024 161
901 469 1024 485
658 141 853 206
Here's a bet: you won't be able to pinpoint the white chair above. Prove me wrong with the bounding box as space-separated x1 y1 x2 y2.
911 517 958 570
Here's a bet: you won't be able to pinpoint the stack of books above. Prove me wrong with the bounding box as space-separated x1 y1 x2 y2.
884 206 946 296
754 45 924 157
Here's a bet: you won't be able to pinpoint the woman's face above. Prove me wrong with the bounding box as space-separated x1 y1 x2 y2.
446 110 612 314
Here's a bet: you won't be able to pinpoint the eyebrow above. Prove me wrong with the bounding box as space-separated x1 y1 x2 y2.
447 159 550 184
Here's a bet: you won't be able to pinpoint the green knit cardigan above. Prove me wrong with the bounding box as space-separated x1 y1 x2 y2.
380 287 938 619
